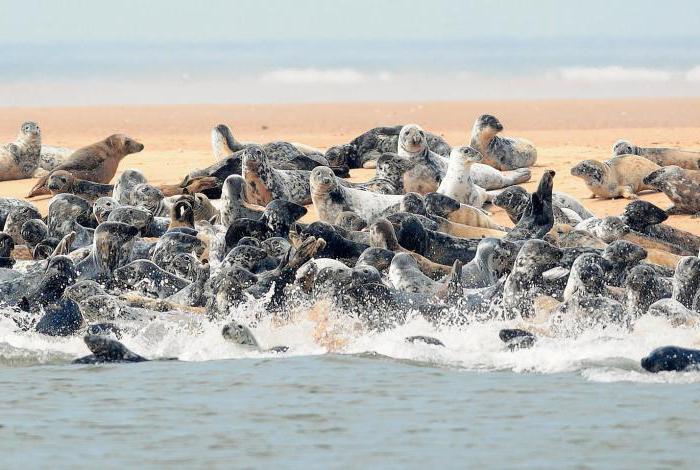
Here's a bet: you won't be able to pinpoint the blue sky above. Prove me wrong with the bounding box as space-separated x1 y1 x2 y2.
1 0 698 43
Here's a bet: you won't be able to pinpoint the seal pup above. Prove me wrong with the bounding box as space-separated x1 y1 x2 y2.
219 174 265 227
325 125 451 169
643 166 700 216
641 346 700 373
0 121 41 181
28 134 144 197
570 156 659 199
423 193 505 230
310 166 403 224
73 335 149 364
437 146 493 208
505 170 555 241
357 152 412 195
612 139 700 170
45 170 114 201
469 114 537 170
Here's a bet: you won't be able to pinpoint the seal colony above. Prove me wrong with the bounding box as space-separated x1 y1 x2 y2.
0 115 699 374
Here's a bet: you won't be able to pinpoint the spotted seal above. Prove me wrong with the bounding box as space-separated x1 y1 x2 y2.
571 156 659 199
310 166 402 224
469 114 537 170
612 139 700 170
643 165 700 216
0 121 42 181
114 259 190 299
28 134 144 197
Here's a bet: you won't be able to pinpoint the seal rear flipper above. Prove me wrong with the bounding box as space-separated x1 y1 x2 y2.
27 174 51 198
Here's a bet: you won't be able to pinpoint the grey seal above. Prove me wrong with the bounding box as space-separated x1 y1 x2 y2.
469 114 537 170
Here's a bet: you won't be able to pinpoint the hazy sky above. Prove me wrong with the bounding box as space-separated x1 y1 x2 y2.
1 0 698 43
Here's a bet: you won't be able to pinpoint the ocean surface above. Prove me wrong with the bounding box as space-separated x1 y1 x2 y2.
2 306 700 468
1 38 699 106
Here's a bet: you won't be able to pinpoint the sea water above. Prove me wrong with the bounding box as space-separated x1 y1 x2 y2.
1 309 699 468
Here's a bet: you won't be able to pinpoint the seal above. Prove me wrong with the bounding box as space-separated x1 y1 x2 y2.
45 170 114 201
34 298 83 337
388 252 459 299
310 166 403 224
623 264 672 317
4 205 42 245
157 176 219 197
436 146 502 208
242 144 314 206
224 199 307 248
18 255 77 312
397 124 448 194
612 139 700 170
397 215 480 265
39 145 73 173
334 211 367 231
75 221 139 282
20 218 48 253
570 156 659 199
469 114 537 170
460 237 518 288
0 197 38 230
221 321 289 353
643 166 700 216
423 192 505 230
107 205 154 231
129 183 167 216
168 199 195 230
112 169 148 204
28 134 144 197
500 239 563 319
505 170 555 241
212 124 328 171
499 329 537 350
449 146 531 190
324 125 451 169
367 152 414 194
621 200 700 254
356 247 395 272
293 221 367 261
0 232 15 268
219 174 265 227
73 335 149 364
0 121 42 181
114 259 190 299
641 346 700 373
92 197 120 224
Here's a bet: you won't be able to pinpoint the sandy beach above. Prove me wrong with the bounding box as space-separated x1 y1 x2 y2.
2 98 700 234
